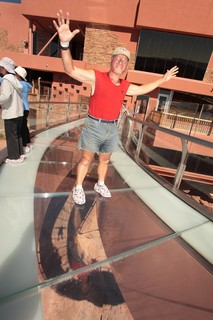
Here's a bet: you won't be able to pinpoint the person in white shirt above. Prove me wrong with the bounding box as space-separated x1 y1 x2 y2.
0 57 24 164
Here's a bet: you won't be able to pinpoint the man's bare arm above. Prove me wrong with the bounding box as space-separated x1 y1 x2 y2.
126 66 179 96
53 10 95 85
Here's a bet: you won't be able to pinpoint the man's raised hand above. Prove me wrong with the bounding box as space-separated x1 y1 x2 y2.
163 66 179 82
53 10 80 43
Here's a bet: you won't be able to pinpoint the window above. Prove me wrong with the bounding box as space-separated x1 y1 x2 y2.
0 0 21 2
135 30 213 80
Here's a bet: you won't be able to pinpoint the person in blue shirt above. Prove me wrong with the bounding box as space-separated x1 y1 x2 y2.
15 66 33 153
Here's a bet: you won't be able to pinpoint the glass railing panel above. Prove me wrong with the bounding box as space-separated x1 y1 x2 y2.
46 103 78 127
119 116 137 155
118 116 213 216
150 101 213 137
122 119 182 176
29 102 88 132
0 102 88 164
170 101 213 120
29 102 49 131
140 126 182 171
178 141 213 216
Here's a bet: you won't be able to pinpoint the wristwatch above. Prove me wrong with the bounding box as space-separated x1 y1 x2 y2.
60 41 70 50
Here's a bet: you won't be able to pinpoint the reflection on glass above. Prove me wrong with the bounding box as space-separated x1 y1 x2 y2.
0 102 212 320
136 29 213 80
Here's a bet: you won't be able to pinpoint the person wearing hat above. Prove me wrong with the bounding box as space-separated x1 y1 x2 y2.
0 57 24 164
15 66 33 153
53 10 179 205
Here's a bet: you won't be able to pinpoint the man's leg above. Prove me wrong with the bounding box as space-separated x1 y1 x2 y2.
97 152 111 182
72 150 94 205
94 152 112 198
76 150 95 185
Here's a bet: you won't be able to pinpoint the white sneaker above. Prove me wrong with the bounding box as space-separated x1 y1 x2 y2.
4 158 11 164
28 144 34 150
72 186 86 205
23 146 30 153
94 183 111 198
5 157 24 164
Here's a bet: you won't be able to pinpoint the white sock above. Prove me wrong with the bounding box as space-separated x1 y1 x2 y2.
75 184 83 190
98 181 104 186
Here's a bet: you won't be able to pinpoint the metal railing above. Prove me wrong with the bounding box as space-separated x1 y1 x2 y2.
118 112 213 217
28 101 88 129
150 111 213 136
0 102 212 216
0 101 88 163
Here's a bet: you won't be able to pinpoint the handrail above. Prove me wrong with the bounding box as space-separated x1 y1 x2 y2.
29 101 86 105
162 112 212 122
127 115 213 148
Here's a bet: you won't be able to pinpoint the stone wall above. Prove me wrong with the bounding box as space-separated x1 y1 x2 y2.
83 26 136 70
0 26 52 56
0 28 25 53
203 68 213 84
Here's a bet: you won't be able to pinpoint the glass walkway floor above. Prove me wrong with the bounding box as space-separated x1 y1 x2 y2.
0 119 212 320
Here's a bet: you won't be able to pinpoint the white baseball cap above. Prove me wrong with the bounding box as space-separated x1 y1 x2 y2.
112 47 130 60
15 66 27 81
0 57 16 74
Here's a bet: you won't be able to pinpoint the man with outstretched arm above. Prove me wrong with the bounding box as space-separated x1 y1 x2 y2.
53 10 179 205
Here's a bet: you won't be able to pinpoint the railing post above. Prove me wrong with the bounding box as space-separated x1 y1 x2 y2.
79 104 82 119
173 138 188 189
207 120 213 136
136 124 146 157
125 118 134 151
159 112 164 126
66 103 70 122
172 113 178 129
46 103 51 128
